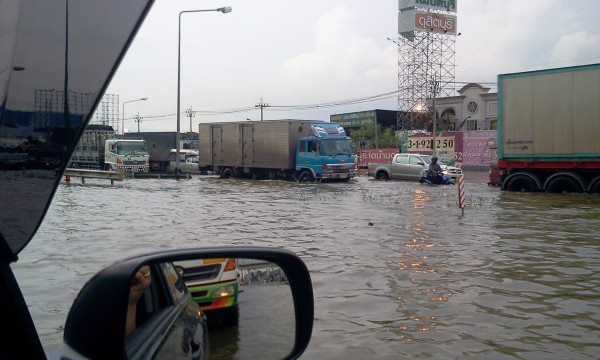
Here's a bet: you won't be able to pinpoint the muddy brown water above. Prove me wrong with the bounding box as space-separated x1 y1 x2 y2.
12 173 600 359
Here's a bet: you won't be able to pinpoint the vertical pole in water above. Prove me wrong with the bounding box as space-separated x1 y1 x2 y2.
457 175 465 215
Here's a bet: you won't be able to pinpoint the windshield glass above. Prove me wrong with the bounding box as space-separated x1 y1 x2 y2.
319 139 355 156
117 142 148 155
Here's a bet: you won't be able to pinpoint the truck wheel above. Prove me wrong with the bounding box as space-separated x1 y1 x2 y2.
297 170 315 183
589 180 600 194
220 168 233 179
375 171 389 181
105 164 113 171
221 306 239 327
504 174 538 192
545 175 582 193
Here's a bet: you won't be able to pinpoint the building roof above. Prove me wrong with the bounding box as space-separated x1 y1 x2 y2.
458 83 491 94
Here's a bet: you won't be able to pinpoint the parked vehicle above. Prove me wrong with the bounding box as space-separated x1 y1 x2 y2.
198 120 357 181
0 1 314 359
368 153 462 181
175 258 240 326
495 63 600 193
123 131 198 173
166 149 200 173
70 125 150 173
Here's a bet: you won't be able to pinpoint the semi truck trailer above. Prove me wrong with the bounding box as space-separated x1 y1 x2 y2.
496 63 600 193
198 120 356 181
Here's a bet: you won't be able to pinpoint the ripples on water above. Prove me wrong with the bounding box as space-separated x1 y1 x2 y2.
12 175 600 359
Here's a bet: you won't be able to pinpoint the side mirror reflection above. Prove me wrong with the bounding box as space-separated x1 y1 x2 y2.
127 258 295 360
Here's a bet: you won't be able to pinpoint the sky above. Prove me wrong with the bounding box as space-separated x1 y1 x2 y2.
104 0 600 133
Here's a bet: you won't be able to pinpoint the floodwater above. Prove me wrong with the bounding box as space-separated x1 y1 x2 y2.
12 174 600 359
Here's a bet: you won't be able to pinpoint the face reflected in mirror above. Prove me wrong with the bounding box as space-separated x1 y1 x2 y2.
126 258 295 360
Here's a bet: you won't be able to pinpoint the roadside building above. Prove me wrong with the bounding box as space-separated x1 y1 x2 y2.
430 83 498 131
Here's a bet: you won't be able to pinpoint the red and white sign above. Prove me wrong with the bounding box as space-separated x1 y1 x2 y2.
357 148 397 168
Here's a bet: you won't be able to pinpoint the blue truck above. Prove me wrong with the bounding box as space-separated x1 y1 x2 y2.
198 120 356 181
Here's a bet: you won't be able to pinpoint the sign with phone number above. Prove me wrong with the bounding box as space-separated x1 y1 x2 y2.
407 136 455 151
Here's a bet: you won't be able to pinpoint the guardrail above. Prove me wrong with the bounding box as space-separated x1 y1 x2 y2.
64 168 124 185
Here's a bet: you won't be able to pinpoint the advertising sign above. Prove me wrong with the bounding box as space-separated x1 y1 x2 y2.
399 0 458 13
399 10 457 35
461 130 497 169
407 132 461 165
330 111 376 129
357 148 397 168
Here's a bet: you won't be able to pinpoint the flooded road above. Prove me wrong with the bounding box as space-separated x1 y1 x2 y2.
13 174 600 359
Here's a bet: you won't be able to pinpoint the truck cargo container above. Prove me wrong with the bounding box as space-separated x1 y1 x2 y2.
198 120 356 181
496 63 600 193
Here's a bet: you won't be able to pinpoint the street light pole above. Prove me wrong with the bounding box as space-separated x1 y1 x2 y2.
122 97 147 135
176 6 232 178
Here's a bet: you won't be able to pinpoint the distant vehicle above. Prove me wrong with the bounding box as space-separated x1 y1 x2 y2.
494 63 600 193
69 125 150 173
174 258 240 326
368 153 462 181
198 120 357 182
166 149 200 173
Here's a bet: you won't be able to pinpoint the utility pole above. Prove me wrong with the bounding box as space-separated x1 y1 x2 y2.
186 107 196 133
134 113 143 133
255 98 270 121
430 77 439 156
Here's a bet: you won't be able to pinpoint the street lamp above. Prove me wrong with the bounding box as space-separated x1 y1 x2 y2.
122 97 147 134
176 6 232 176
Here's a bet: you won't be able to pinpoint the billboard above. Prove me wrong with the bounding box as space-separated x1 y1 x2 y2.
330 111 376 129
399 10 457 35
399 0 457 13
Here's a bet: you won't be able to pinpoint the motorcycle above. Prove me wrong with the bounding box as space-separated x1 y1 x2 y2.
419 169 456 185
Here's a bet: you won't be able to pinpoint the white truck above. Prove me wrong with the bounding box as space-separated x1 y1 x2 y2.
69 125 149 173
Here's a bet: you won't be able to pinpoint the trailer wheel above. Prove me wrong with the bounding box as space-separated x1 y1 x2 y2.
589 179 600 194
297 170 315 183
220 168 233 179
375 171 389 181
545 175 582 193
504 174 538 192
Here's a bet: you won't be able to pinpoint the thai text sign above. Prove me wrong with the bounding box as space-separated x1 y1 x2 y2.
461 130 497 168
399 0 457 13
358 148 397 168
399 10 457 35
330 111 376 128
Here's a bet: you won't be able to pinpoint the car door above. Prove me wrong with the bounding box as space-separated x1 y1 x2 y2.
408 155 426 180
390 154 409 179
126 263 208 360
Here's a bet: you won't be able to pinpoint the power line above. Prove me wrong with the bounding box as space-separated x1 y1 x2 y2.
122 81 502 120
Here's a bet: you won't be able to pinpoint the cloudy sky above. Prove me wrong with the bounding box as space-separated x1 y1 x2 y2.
105 0 600 132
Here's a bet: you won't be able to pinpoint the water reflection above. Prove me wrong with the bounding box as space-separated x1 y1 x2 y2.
13 176 600 359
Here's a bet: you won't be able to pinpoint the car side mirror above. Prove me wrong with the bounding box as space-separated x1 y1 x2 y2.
417 161 424 165
56 247 313 360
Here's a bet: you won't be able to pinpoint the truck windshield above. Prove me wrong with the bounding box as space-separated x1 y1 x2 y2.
116 142 148 155
319 139 355 156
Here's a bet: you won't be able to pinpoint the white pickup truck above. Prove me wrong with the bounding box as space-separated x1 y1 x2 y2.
368 153 462 181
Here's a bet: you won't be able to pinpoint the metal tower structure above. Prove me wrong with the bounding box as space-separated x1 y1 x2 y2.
91 93 120 132
396 1 457 131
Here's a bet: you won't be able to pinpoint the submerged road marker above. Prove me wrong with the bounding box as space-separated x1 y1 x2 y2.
457 175 465 215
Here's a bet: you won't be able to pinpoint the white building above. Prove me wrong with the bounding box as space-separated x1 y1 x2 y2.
429 83 498 131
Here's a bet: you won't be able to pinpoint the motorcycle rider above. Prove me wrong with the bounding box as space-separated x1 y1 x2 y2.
427 156 444 184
